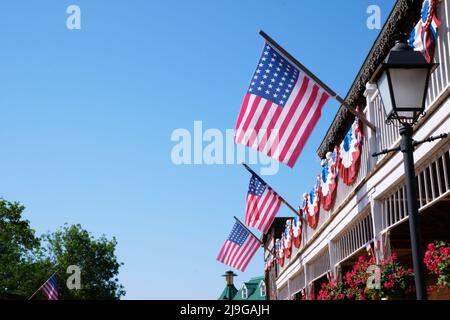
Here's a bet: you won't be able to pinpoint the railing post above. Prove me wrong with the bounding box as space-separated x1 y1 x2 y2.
364 83 379 169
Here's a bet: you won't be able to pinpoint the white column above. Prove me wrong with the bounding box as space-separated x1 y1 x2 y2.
364 82 379 170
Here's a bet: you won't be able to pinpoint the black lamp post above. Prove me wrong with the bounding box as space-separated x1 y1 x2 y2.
371 34 447 300
222 271 237 301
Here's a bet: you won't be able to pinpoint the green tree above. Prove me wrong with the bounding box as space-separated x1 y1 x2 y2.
42 224 125 300
0 198 125 299
0 199 52 297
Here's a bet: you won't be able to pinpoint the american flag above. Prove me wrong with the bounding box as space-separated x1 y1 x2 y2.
245 175 282 234
41 274 58 300
217 222 261 272
235 42 330 167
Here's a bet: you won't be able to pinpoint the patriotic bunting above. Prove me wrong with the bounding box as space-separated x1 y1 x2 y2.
283 220 292 259
320 149 338 211
409 0 441 63
337 116 363 186
291 216 302 249
276 238 285 267
264 254 275 272
305 177 321 229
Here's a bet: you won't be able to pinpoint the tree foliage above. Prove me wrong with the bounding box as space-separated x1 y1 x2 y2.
0 199 125 299
42 224 125 299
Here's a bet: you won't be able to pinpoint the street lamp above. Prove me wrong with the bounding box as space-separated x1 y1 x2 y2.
372 34 433 125
371 34 446 300
222 271 237 301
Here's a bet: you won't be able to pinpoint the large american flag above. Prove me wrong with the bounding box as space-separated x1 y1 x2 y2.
217 222 260 272
235 42 330 167
41 274 58 300
245 175 282 234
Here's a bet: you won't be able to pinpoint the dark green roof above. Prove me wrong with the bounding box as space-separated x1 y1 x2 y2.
218 285 238 300
233 276 266 300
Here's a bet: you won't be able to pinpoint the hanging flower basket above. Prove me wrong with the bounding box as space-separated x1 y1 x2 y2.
424 241 450 289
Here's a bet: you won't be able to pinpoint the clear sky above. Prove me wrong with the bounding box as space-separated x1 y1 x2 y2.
0 0 396 299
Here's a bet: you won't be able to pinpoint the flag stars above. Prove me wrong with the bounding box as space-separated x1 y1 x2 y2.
248 44 298 107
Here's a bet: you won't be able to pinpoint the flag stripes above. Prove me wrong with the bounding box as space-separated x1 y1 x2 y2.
235 42 330 168
217 222 261 272
245 175 283 234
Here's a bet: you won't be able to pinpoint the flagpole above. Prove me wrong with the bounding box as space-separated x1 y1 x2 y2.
28 271 58 300
259 30 376 132
242 163 303 221
233 216 275 256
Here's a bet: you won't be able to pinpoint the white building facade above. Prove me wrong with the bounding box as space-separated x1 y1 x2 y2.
270 0 450 300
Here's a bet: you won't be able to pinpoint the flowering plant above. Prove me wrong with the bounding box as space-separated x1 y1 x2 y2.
344 256 374 300
317 281 347 300
424 241 450 289
373 253 415 299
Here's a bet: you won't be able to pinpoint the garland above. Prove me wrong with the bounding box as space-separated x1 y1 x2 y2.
291 216 302 249
283 220 292 258
305 176 321 229
409 0 441 63
336 117 363 186
276 239 284 267
320 148 338 211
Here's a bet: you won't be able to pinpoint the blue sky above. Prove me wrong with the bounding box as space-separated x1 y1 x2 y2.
0 0 395 299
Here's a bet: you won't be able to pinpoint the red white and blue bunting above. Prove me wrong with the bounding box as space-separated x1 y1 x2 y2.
304 176 321 229
320 148 338 211
409 0 441 63
264 254 275 272
291 216 302 249
283 220 292 258
337 117 363 186
276 238 284 267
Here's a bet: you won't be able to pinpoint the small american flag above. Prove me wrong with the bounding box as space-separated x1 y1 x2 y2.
235 42 330 167
217 222 261 272
245 175 282 234
41 274 58 300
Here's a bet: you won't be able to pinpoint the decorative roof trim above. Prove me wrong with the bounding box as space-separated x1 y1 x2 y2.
317 0 423 158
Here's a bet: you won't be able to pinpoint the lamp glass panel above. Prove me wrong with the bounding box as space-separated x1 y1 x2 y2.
377 71 394 116
389 68 428 111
